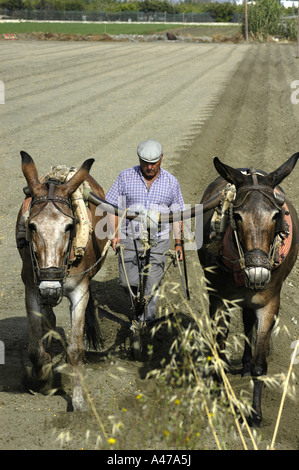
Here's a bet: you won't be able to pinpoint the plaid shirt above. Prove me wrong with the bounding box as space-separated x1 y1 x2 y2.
106 166 185 239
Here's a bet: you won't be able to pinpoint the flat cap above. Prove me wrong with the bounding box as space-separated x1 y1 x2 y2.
137 139 163 163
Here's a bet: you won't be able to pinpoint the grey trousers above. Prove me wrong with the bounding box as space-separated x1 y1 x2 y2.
118 237 171 323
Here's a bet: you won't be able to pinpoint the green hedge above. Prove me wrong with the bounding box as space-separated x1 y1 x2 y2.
0 0 244 18
242 0 298 40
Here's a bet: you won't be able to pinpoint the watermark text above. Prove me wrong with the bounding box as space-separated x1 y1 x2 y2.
95 201 203 250
290 80 299 104
0 341 5 364
0 81 4 104
291 340 299 365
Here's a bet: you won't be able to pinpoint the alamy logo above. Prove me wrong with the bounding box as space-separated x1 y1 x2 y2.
94 202 203 250
0 341 4 364
0 81 4 104
290 81 299 104
291 340 299 365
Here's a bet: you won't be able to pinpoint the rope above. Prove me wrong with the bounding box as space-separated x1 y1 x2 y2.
116 240 179 311
117 243 137 308
67 239 111 278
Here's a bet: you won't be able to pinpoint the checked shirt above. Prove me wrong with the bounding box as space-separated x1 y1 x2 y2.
106 165 185 239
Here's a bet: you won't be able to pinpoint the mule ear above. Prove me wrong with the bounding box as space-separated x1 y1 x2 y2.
213 157 244 187
267 152 299 187
61 158 95 197
20 151 44 196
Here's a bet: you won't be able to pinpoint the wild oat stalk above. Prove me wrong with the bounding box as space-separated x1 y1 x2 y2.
270 339 299 450
148 262 259 450
152 260 299 450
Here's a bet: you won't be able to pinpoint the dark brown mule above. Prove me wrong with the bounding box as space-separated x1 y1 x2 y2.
16 151 108 411
198 153 299 427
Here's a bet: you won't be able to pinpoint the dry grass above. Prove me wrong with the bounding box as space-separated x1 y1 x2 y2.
38 259 298 450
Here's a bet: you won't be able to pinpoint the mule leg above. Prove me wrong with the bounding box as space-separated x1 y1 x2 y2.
25 285 52 382
242 308 256 377
42 305 57 358
250 295 279 427
67 283 90 411
209 296 231 360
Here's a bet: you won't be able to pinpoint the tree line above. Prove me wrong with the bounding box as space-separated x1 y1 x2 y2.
0 0 244 21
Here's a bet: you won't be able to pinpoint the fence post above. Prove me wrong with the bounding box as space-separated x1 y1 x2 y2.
244 0 248 42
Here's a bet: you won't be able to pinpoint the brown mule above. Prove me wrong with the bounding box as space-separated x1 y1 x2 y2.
198 153 299 427
16 151 108 411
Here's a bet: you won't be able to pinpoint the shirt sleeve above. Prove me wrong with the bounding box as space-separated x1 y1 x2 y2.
105 174 123 207
170 178 185 212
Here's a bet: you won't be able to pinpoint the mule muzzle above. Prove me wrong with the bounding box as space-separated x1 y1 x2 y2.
38 280 63 306
244 249 271 291
37 268 64 306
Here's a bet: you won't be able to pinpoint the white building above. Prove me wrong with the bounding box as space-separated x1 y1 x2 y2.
280 0 298 7
234 0 298 5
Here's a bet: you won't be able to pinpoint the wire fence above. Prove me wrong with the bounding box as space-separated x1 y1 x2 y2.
0 9 243 23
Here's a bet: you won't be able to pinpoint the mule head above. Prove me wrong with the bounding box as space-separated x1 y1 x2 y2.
213 153 299 290
21 151 94 305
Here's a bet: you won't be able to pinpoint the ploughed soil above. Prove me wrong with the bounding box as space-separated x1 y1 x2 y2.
0 39 299 451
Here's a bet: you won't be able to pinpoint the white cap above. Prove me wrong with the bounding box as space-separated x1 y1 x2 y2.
137 139 163 163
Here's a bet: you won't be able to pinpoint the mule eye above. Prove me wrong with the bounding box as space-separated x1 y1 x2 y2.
28 223 36 232
234 212 243 222
65 224 73 232
272 212 280 221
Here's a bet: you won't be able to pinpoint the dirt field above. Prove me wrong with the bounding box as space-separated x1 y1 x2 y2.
0 39 299 451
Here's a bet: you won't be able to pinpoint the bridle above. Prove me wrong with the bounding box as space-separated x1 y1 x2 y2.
26 179 76 286
226 170 288 288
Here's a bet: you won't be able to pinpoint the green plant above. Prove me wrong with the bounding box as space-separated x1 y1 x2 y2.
245 0 284 40
278 18 298 41
202 2 236 23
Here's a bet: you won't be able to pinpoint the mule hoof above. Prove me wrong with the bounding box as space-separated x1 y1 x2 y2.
242 371 251 378
72 399 84 412
24 364 53 394
72 392 84 411
248 412 262 428
242 364 251 377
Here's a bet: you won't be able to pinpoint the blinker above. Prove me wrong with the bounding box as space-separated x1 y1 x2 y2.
274 190 286 206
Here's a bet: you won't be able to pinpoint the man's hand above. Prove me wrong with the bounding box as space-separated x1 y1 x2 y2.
175 243 184 261
111 237 121 252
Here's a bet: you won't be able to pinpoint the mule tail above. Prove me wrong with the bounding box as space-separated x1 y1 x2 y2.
84 287 103 351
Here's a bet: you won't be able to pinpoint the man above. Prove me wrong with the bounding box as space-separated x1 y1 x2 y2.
106 139 185 325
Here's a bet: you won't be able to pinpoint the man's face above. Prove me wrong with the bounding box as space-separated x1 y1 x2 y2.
139 156 163 180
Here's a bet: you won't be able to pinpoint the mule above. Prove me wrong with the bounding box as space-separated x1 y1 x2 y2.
198 153 299 426
16 151 108 411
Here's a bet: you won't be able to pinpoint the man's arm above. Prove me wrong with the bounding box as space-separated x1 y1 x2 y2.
173 220 184 261
108 213 121 252
172 178 185 261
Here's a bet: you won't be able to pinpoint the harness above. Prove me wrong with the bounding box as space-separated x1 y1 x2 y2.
26 179 76 285
209 170 292 289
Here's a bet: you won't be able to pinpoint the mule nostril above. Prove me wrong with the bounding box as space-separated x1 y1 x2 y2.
38 281 62 306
